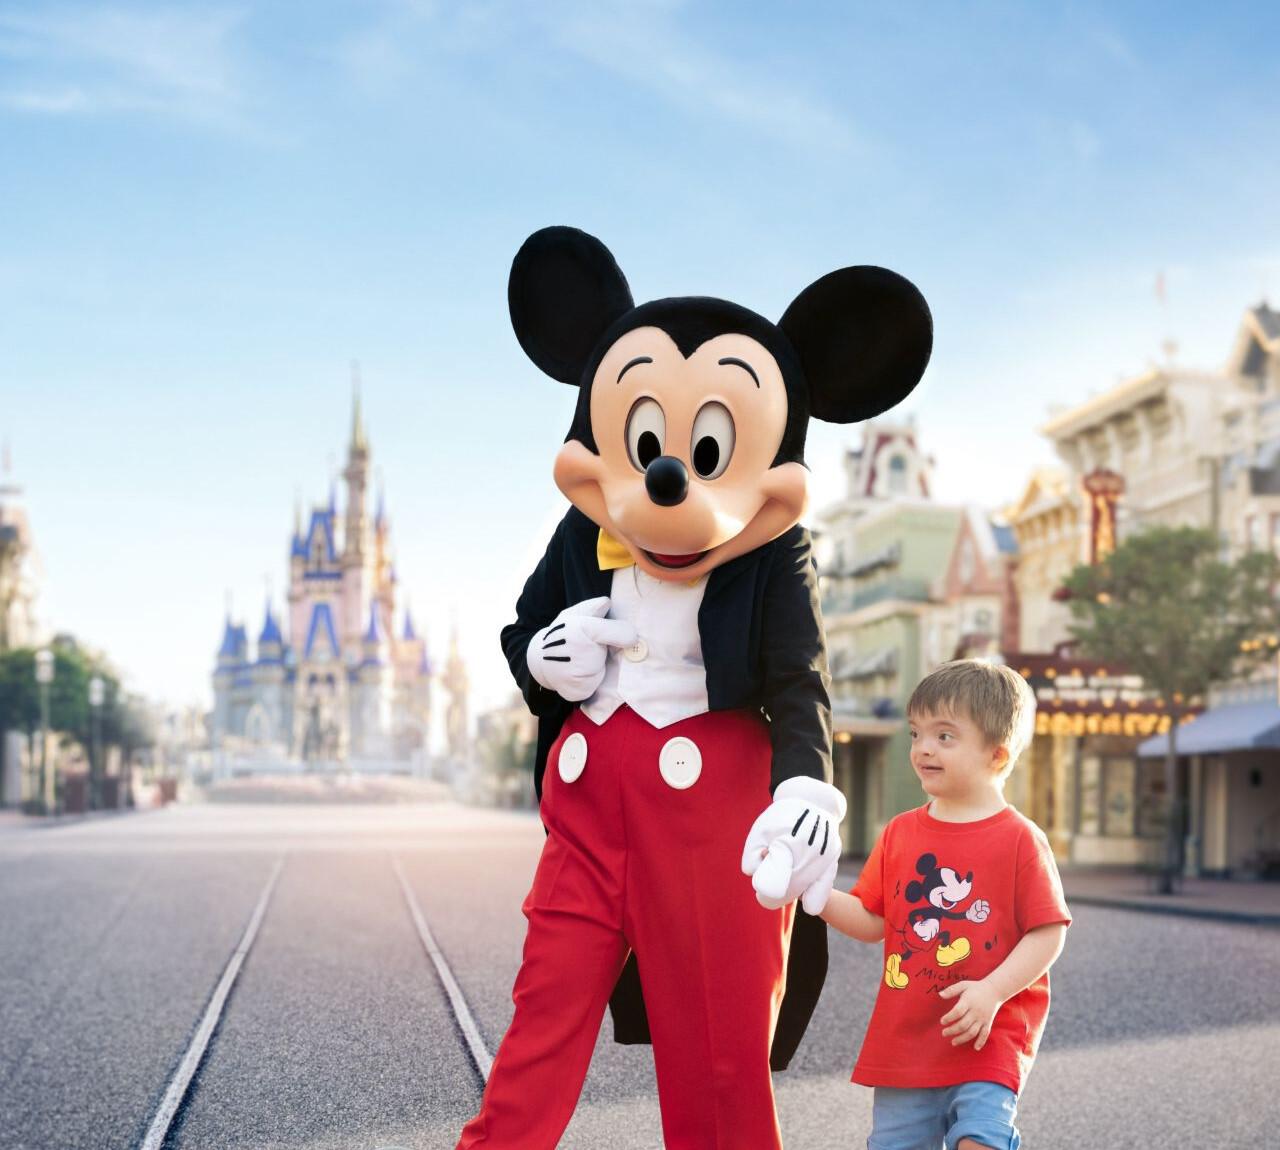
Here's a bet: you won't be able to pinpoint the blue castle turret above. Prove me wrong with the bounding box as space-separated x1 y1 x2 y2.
210 389 437 765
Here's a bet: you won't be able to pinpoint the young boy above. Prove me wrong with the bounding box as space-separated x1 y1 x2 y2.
819 659 1070 1150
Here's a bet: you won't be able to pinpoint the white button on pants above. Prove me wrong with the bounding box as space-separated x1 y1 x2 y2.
558 732 588 783
658 736 702 789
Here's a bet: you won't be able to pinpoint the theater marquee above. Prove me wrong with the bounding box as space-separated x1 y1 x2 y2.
1009 652 1197 739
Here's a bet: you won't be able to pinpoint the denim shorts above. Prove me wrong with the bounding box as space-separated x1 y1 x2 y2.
868 1081 1021 1150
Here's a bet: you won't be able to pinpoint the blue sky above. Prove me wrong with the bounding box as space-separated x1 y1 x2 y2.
3 1 1279 723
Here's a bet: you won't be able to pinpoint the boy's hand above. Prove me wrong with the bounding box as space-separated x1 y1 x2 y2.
937 979 1003 1050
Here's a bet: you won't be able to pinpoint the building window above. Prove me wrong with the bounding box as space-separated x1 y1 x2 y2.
1136 759 1168 839
889 454 908 495
1079 755 1139 838
1102 757 1136 837
1079 756 1101 836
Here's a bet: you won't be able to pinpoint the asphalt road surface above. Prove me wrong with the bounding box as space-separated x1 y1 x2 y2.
1 791 1277 1149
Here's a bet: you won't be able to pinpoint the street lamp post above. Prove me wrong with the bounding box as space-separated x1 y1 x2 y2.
89 675 105 810
34 648 54 816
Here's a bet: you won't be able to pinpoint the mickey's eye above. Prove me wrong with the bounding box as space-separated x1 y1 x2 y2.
690 402 734 480
625 398 666 472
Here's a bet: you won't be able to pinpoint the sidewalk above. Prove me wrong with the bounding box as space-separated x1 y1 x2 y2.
836 862 1280 927
1057 867 1280 927
0 806 155 833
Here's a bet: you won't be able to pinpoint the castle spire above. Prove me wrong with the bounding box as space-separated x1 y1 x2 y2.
0 436 18 496
350 361 367 453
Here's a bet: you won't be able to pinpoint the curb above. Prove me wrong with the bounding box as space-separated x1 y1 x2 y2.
1060 893 1280 928
0 805 162 832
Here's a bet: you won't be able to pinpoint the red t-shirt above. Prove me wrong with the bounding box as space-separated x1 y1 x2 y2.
850 804 1071 1095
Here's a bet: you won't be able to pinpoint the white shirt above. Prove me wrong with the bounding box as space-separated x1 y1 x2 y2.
581 566 710 729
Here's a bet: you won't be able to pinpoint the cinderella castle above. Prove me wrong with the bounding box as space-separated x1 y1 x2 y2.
211 391 432 765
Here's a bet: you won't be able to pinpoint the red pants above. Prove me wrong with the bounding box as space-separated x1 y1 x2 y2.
456 705 792 1150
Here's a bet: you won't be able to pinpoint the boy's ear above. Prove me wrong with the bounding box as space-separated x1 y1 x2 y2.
509 226 635 384
778 266 932 424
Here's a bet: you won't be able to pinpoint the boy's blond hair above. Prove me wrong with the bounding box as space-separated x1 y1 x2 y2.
906 659 1037 777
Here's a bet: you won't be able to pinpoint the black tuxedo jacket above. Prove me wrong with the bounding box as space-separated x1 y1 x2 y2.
500 506 835 1070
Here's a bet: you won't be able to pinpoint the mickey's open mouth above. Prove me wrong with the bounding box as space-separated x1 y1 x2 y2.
644 549 709 570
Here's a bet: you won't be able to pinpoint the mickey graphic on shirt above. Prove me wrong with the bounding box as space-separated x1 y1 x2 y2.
884 852 991 990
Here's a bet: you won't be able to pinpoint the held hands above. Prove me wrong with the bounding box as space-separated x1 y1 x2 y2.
741 777 847 916
526 597 638 702
938 978 1004 1051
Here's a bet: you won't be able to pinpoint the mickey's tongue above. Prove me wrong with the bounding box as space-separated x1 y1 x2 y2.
650 551 703 568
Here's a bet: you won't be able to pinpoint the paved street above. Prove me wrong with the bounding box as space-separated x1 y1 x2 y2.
1 795 1277 1149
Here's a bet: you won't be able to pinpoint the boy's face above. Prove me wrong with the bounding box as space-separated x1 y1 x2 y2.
907 708 1009 803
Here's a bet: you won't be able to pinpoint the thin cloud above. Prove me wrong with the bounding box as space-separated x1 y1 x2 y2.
546 2 860 153
329 0 860 153
1090 24 1142 71
0 5 254 132
0 85 88 114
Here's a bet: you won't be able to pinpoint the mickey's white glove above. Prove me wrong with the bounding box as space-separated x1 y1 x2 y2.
741 777 847 916
914 917 940 943
526 596 638 703
966 899 990 923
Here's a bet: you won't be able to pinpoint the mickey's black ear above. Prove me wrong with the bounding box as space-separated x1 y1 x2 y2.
779 266 932 423
509 226 635 384
916 853 937 875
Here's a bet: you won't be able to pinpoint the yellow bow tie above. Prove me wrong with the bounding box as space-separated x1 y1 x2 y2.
597 529 634 571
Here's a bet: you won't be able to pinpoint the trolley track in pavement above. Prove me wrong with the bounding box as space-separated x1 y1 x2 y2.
132 849 493 1149
394 856 494 1084
136 855 286 1150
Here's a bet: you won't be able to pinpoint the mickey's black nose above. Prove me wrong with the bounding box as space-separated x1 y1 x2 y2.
645 456 689 507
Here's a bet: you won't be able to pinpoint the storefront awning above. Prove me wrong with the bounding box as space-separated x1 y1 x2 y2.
1137 700 1280 757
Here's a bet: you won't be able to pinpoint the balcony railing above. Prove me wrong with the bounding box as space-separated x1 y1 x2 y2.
823 576 933 615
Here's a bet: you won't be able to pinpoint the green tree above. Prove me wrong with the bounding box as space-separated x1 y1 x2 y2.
1061 526 1280 892
0 635 151 809
0 647 40 736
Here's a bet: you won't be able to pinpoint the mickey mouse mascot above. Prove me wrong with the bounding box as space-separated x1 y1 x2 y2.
456 227 931 1149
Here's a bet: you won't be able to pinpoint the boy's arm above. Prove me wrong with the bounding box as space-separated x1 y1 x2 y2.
937 922 1067 1050
819 889 885 944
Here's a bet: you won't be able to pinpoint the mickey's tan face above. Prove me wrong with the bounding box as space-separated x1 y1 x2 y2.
553 326 810 582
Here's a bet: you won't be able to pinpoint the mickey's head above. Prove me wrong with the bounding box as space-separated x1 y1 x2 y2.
509 225 933 582
905 852 974 911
